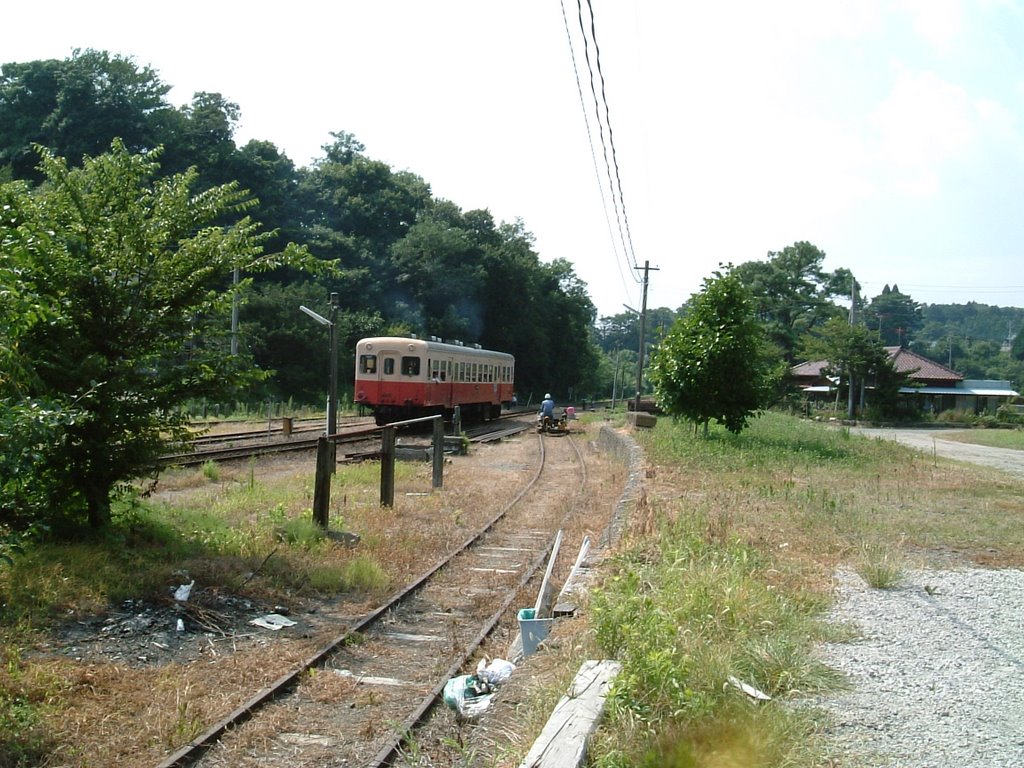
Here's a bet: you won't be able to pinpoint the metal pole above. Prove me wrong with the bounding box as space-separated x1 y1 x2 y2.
328 292 339 438
230 267 239 356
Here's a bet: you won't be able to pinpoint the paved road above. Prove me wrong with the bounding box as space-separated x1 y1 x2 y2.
851 426 1024 480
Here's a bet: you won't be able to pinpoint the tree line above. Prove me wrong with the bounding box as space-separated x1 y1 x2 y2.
0 49 601 406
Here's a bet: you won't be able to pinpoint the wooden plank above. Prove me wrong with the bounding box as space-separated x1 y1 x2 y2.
553 537 592 617
533 529 562 618
516 659 621 768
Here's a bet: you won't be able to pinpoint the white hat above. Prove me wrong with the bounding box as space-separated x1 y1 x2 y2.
545 393 551 399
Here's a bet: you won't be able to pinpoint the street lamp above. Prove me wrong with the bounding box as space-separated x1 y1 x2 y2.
299 292 339 436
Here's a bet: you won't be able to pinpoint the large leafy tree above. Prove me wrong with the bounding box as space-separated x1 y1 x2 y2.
2 140 318 528
733 241 854 362
651 268 778 435
0 50 172 181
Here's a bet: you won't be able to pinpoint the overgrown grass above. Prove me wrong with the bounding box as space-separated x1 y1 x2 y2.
584 410 1024 767
940 428 1024 450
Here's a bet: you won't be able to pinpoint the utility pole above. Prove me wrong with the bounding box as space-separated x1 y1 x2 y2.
848 281 857 420
634 260 659 414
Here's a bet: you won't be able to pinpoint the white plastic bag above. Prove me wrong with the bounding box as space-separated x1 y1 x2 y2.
476 657 515 686
173 580 195 602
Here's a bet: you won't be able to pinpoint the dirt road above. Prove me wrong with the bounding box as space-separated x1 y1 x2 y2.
850 426 1024 480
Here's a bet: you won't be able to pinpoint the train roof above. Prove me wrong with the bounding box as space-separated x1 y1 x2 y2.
356 336 513 360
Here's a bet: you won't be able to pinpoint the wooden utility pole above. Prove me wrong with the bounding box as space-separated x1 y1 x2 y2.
848 282 857 420
634 261 659 413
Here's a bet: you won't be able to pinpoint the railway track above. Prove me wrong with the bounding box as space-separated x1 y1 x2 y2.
163 414 533 467
157 429 589 767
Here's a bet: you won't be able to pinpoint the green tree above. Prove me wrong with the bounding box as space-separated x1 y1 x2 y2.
800 317 904 419
2 140 318 528
0 50 172 181
0 201 73 526
732 241 853 362
1012 327 1024 362
650 269 777 435
863 284 922 347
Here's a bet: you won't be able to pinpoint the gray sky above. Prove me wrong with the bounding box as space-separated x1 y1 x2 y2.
6 1 1024 316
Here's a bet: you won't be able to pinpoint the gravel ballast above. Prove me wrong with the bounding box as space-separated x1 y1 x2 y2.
817 567 1024 766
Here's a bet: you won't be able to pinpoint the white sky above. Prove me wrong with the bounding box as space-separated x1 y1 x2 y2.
5 1 1024 316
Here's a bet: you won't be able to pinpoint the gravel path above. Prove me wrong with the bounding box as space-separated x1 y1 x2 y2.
816 427 1024 765
850 426 1024 479
818 567 1024 767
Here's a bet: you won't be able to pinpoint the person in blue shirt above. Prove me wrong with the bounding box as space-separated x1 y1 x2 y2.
540 393 555 419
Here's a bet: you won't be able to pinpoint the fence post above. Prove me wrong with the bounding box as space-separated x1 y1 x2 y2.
432 416 444 489
313 436 335 529
380 426 396 507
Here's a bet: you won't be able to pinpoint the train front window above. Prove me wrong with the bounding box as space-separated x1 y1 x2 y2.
383 358 395 375
401 356 421 376
359 354 377 374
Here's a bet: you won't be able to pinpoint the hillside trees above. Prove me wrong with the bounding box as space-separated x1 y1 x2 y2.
0 52 606 404
651 269 778 435
0 141 320 528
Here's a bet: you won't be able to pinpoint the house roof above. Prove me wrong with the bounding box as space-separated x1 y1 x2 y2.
790 360 831 378
791 346 964 386
899 386 1019 396
883 346 962 383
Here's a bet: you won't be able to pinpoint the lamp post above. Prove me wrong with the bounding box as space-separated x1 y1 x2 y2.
299 292 339 436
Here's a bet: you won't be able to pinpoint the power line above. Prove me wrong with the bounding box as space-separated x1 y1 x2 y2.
559 0 635 302
583 0 639 274
564 0 640 284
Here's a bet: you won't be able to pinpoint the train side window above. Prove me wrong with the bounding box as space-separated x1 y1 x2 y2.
401 356 421 376
360 354 377 374
383 358 395 375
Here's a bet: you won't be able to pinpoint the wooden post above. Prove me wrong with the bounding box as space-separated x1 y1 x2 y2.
312 436 334 529
380 426 396 507
431 416 444 489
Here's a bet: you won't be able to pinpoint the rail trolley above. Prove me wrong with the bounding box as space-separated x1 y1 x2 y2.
354 336 515 425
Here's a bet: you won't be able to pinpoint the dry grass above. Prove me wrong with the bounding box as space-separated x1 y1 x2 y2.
2 436 557 767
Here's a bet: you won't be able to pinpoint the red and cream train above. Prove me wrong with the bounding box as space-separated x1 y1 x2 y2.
354 336 515 425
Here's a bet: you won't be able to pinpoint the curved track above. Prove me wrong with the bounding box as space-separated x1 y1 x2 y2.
158 430 588 767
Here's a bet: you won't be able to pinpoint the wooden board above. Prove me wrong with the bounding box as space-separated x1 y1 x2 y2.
516 659 621 768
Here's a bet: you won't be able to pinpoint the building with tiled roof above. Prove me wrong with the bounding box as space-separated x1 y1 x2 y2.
792 346 1018 414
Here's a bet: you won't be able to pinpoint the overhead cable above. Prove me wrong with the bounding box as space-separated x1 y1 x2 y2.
583 0 640 276
559 0 634 302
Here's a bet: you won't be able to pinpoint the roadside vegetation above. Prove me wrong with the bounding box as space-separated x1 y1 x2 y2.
568 411 1024 767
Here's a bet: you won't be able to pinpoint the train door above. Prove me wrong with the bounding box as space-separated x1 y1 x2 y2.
427 355 454 408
